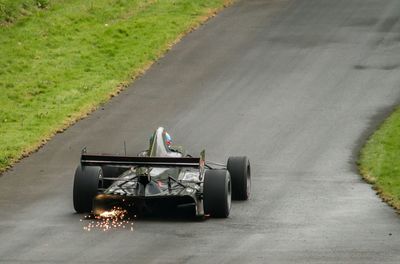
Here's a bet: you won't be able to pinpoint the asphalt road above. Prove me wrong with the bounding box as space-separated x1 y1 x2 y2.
1 0 400 263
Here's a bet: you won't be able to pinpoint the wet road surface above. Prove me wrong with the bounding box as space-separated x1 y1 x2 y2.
1 0 400 263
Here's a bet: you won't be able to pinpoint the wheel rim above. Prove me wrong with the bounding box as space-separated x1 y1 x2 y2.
98 170 104 189
227 178 232 210
246 164 251 197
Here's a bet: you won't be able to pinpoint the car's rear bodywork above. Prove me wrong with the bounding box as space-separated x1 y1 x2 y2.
81 153 206 216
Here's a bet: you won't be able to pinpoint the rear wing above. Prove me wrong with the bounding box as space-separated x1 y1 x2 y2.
81 154 202 168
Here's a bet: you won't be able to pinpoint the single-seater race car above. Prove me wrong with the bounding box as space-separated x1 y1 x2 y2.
73 127 251 218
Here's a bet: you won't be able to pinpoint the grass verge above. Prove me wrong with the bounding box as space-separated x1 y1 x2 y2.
0 0 231 173
0 0 51 24
358 106 400 211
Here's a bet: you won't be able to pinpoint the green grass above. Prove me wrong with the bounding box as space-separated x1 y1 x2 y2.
0 0 229 172
359 106 400 210
0 0 51 24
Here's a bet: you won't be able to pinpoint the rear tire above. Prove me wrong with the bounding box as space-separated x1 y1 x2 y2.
73 165 102 213
102 166 127 178
227 156 251 200
203 170 231 218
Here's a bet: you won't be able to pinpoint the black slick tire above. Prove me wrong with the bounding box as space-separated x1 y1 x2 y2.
73 165 102 213
227 156 251 200
203 169 231 218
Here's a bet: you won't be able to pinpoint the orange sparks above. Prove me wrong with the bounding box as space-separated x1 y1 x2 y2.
82 207 135 232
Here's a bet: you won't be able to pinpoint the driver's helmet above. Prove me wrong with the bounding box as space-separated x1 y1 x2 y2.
164 131 172 146
149 130 172 148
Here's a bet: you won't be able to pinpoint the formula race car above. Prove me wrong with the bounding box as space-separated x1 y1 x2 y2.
73 127 251 218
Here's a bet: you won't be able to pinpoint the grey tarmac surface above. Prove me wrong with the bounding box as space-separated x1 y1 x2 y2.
1 0 400 263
